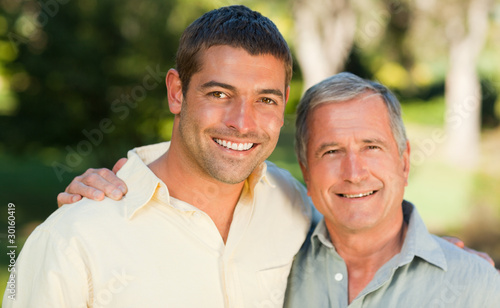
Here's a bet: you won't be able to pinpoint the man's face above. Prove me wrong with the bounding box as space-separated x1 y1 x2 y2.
300 93 410 234
174 45 289 184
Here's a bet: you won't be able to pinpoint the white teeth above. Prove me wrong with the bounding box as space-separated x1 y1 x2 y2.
214 139 253 151
342 191 375 198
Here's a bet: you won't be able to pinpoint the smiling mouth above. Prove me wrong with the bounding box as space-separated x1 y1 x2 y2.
338 191 376 199
214 138 254 151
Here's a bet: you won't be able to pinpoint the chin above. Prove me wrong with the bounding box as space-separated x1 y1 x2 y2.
209 168 253 185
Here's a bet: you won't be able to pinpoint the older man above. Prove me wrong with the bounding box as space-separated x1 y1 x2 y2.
284 72 500 307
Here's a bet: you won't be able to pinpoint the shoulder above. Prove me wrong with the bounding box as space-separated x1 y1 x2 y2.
434 235 499 271
36 197 124 236
285 228 327 305
432 235 500 284
131 141 169 165
263 161 314 218
265 161 302 185
412 235 500 305
264 161 308 200
19 197 128 267
291 231 315 266
288 221 325 280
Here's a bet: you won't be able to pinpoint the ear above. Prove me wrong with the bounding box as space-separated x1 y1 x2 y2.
299 161 311 196
166 69 183 115
284 85 290 106
402 140 411 187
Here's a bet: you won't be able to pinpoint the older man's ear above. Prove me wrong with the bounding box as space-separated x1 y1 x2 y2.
299 161 310 196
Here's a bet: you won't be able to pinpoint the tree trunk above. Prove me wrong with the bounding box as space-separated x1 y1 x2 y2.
293 0 356 91
444 0 491 168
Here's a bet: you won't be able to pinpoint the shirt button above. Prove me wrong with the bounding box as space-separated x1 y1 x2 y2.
334 273 343 281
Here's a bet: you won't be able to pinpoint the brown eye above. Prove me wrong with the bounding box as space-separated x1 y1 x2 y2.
211 91 226 98
260 97 276 105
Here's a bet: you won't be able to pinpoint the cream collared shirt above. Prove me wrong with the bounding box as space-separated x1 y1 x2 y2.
4 142 311 308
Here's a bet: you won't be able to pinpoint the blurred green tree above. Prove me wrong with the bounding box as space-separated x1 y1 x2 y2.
0 0 221 178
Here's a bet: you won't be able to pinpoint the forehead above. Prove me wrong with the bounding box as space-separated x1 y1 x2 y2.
307 93 395 145
195 45 287 85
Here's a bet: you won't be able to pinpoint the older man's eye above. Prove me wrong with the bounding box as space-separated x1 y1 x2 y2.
324 149 338 155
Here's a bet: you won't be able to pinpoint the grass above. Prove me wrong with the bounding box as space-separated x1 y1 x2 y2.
401 97 446 126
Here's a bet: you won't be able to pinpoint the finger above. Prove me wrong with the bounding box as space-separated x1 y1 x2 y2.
442 236 465 248
463 247 495 267
66 176 106 201
99 166 128 195
103 162 128 195
57 192 82 208
77 168 127 200
112 158 128 174
111 158 128 194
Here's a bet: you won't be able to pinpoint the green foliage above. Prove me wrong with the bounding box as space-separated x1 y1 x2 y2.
401 97 446 126
1 0 180 170
0 152 74 223
268 114 303 182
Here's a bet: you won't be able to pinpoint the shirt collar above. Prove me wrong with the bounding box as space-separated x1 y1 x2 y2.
309 200 448 271
239 161 274 203
311 219 334 253
115 147 162 220
397 200 447 271
116 141 274 219
132 141 273 188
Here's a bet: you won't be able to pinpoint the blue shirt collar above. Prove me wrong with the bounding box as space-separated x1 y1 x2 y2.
310 200 447 271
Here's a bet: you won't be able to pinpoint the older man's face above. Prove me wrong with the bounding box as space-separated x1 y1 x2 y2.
300 92 410 234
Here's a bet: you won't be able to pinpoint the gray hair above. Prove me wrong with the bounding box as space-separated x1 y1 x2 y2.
295 72 408 167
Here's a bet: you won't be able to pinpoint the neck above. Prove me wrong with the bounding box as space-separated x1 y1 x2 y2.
149 147 246 244
326 217 408 304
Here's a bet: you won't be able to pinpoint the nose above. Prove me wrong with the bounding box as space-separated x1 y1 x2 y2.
341 152 369 184
224 98 257 134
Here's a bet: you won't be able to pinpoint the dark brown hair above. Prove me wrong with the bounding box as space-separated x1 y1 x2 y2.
176 5 293 94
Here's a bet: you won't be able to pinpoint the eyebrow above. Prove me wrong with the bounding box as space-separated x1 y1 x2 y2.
314 142 339 157
259 88 284 98
362 138 388 147
200 81 284 98
314 138 388 156
201 81 236 92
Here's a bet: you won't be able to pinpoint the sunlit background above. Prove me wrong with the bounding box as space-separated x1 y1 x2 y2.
1 0 499 290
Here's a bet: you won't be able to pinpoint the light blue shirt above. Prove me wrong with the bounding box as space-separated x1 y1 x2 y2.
284 201 500 307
